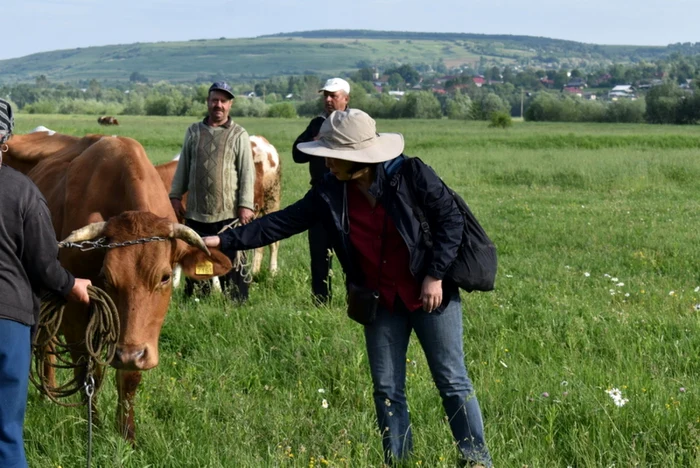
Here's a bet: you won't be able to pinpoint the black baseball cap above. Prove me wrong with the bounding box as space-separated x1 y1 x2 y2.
208 82 235 99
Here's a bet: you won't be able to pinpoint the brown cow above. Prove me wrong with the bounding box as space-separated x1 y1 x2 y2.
98 115 119 125
4 132 232 441
155 134 281 278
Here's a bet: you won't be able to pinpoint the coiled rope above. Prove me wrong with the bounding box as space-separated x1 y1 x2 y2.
217 218 254 284
31 285 120 406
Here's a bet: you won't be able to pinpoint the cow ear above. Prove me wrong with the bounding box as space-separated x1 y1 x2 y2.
176 246 232 280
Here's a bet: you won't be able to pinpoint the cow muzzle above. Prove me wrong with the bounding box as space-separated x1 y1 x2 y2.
112 344 157 370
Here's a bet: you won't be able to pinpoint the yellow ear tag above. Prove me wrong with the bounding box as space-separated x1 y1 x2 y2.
195 261 214 276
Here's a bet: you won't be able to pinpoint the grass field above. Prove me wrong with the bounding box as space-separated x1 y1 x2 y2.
13 115 700 467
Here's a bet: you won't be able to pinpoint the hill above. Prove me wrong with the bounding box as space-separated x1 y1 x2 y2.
0 29 696 84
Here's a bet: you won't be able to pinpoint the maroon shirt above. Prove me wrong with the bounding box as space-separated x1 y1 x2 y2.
347 183 423 312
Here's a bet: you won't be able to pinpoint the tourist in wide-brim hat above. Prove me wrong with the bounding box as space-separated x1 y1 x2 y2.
203 108 493 467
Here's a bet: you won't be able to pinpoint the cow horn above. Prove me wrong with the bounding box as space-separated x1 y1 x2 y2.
61 222 108 243
170 223 210 256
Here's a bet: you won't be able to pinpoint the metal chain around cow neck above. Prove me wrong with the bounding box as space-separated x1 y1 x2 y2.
58 236 169 251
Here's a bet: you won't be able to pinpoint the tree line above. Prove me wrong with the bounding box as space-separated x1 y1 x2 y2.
1 55 699 124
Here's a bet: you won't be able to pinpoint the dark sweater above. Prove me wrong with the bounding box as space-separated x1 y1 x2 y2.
292 115 329 185
0 165 74 326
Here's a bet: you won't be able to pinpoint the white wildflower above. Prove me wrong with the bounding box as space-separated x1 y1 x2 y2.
613 397 629 407
321 399 329 409
604 274 611 278
584 272 590 277
611 277 619 282
669 291 675 296
695 286 699 293
616 282 624 287
605 388 629 407
318 388 325 393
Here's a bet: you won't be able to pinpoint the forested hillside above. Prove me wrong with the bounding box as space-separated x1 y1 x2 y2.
1 29 697 84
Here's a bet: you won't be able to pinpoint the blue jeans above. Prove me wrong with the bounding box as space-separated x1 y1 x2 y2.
0 319 31 468
364 295 492 466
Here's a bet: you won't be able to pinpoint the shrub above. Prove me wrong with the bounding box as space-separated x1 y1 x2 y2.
488 111 513 129
605 98 645 123
24 100 58 114
267 102 297 118
526 92 646 123
122 95 146 115
230 98 268 118
145 95 177 116
181 100 207 117
296 100 323 117
56 98 123 116
396 92 442 119
446 91 473 120
472 93 508 120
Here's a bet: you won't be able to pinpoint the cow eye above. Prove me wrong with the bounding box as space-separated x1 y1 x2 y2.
161 274 171 284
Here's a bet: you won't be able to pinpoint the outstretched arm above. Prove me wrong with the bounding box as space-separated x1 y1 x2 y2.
206 189 319 257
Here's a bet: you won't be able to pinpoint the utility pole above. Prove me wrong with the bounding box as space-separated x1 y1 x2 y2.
520 88 524 119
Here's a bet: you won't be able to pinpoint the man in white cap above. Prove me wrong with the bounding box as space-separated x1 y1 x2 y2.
291 77 350 305
204 109 493 467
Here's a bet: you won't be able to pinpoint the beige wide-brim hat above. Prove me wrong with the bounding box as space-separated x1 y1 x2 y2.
297 109 404 164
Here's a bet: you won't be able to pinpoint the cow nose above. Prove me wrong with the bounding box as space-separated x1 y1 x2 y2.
113 346 149 370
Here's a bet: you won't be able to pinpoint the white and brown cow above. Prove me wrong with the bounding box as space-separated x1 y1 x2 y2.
156 134 281 288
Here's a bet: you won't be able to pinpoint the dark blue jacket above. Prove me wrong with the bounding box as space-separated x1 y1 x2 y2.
219 155 463 298
292 116 329 185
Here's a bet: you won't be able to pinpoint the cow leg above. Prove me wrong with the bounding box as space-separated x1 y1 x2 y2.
252 247 264 275
116 369 142 443
269 241 279 275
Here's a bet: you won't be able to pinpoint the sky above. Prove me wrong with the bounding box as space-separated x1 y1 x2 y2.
2 0 698 61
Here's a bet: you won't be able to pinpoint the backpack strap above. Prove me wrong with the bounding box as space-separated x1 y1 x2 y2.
402 157 434 249
382 154 406 177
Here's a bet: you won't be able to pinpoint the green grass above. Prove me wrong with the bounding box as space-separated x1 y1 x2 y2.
14 115 700 467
